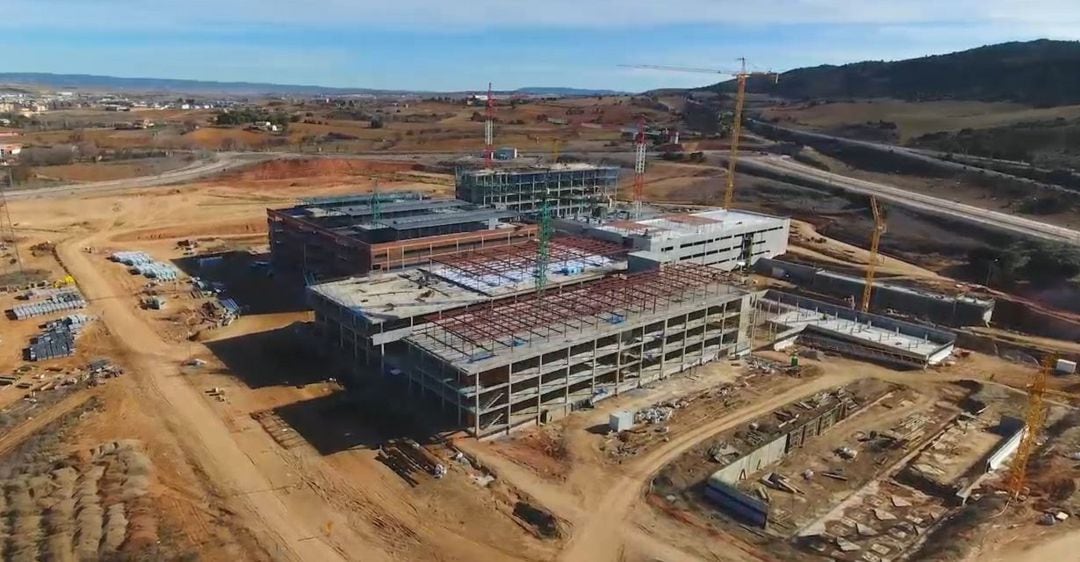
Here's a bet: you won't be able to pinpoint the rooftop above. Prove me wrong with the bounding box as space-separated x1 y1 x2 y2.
763 291 956 364
429 236 628 296
460 163 619 177
309 269 488 325
271 192 521 242
408 263 748 373
308 236 628 324
595 209 785 241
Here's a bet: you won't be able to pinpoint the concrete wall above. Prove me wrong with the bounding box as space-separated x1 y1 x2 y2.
986 416 1026 472
710 434 788 485
636 219 790 272
763 290 957 347
758 258 995 327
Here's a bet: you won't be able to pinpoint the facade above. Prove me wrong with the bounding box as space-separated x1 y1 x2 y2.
566 209 790 272
268 193 532 281
456 164 619 219
403 264 760 437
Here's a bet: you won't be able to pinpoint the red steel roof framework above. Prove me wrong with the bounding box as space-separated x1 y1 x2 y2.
431 235 628 288
420 263 731 357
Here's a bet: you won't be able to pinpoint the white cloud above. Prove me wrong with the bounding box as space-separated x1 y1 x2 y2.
4 0 1080 31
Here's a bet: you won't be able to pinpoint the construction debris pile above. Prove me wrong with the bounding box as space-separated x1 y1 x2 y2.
25 313 93 362
377 439 447 487
10 289 87 320
636 398 689 425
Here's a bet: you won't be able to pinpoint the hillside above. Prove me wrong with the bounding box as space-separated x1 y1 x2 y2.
0 73 622 97
705 40 1080 107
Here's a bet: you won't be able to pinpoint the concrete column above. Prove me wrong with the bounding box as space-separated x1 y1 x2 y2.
660 317 669 380
505 362 514 435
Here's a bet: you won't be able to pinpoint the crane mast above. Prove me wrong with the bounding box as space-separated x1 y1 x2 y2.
861 196 886 312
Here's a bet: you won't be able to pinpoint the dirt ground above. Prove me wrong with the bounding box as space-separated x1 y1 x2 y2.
0 141 1076 561
30 156 193 183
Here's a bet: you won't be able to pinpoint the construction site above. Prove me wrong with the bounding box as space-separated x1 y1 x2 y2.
0 54 1078 562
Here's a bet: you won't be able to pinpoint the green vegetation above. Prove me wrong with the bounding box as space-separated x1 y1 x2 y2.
706 40 1080 106
970 240 1080 287
214 108 289 129
913 118 1080 169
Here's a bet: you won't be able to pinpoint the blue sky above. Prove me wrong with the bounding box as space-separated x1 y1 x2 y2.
2 0 1079 91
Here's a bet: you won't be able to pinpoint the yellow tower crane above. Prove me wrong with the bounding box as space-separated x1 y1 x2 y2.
620 59 777 208
861 196 887 312
1007 356 1055 499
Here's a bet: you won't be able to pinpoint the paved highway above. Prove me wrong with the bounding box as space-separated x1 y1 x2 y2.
740 154 1080 245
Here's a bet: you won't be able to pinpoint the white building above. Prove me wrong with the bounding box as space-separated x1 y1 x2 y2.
0 143 22 159
571 209 790 272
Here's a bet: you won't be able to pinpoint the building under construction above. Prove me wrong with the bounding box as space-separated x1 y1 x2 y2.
268 193 533 281
403 264 759 436
456 163 619 219
561 208 790 272
308 235 629 374
306 219 761 436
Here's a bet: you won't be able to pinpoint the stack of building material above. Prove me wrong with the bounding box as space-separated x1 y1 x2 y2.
25 313 94 361
110 251 153 265
131 261 180 280
111 251 180 280
44 313 92 334
11 290 87 320
26 325 76 362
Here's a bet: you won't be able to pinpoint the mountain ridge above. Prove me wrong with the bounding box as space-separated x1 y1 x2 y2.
0 72 624 97
701 39 1080 106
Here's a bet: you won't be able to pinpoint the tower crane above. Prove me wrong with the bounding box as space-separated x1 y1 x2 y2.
633 117 647 218
861 196 886 312
484 82 495 168
620 59 778 208
1007 356 1055 499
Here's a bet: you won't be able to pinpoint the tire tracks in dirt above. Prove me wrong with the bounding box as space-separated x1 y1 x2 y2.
55 234 352 562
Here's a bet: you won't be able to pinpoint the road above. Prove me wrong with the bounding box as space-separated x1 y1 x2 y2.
55 233 348 562
3 152 274 201
557 373 847 562
740 154 1080 245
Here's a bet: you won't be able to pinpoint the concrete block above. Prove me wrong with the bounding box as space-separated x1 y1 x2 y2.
610 411 634 432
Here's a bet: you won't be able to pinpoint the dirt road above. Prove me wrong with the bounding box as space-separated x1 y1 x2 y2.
55 235 350 562
556 373 847 562
6 153 272 201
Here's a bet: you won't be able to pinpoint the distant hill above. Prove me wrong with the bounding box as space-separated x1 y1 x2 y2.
512 87 624 96
703 40 1080 106
0 72 624 97
0 72 410 96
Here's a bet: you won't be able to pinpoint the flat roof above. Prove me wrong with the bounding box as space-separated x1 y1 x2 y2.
309 270 487 325
594 209 787 241
308 252 622 325
763 291 955 362
460 163 619 177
